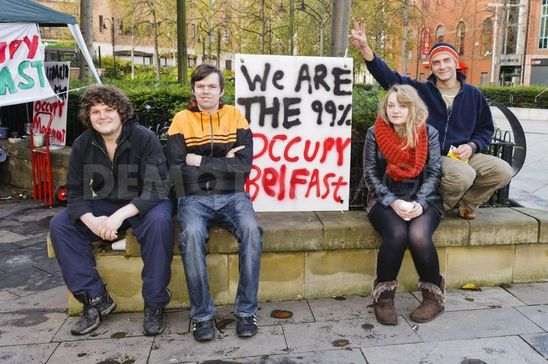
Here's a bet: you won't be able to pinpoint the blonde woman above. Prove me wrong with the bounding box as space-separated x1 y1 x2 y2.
364 85 444 325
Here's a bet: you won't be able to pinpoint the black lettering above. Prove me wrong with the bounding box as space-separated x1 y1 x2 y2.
332 67 352 96
272 70 284 90
295 64 312 94
313 64 330 92
283 98 301 129
240 63 271 91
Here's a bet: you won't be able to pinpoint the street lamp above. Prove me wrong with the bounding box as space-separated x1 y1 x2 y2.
102 16 117 77
298 0 328 56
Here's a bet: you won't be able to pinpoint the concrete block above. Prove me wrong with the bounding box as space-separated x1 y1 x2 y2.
48 337 153 364
257 212 324 252
445 246 514 287
363 336 547 364
413 307 542 342
0 344 58 364
433 217 470 247
514 207 548 243
428 286 523 312
216 299 314 326
229 253 305 301
506 282 548 305
283 317 420 352
150 326 286 363
513 244 548 282
316 211 380 249
68 254 230 315
304 249 376 298
0 311 66 346
522 333 548 360
469 208 537 245
516 304 548 331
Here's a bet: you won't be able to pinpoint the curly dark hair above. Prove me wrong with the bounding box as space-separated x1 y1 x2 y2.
78 85 134 128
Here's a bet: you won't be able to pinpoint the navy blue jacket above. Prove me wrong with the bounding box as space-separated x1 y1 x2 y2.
365 55 494 155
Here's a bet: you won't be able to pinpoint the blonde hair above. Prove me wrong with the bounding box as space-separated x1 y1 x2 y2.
378 85 428 148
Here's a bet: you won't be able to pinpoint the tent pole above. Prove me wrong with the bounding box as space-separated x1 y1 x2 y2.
68 24 102 84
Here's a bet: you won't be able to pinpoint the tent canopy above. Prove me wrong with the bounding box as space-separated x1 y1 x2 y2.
0 0 76 26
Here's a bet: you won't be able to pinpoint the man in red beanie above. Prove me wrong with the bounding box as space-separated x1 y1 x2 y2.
350 21 512 219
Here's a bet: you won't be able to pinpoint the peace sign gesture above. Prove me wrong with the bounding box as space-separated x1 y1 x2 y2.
349 19 374 61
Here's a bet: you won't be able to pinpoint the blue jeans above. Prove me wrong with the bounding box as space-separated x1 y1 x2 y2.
177 192 262 321
50 200 174 307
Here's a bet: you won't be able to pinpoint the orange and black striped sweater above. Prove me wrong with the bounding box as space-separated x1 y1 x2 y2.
167 105 253 196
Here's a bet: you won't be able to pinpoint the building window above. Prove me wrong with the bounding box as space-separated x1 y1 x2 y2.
456 21 465 55
540 0 548 49
99 15 104 33
504 0 519 54
481 18 493 56
435 25 445 42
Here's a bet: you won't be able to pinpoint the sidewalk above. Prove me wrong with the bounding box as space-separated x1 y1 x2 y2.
0 199 547 363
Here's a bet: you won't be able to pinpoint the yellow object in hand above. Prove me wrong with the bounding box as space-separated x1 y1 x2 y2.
447 145 469 163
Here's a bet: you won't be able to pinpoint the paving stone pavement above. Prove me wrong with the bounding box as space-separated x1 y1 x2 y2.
1 174 548 363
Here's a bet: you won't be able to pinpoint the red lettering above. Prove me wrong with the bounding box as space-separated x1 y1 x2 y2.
0 43 5 63
278 164 286 200
253 133 268 159
268 134 287 162
332 176 349 203
284 136 301 162
263 167 278 197
289 168 309 199
9 40 22 60
305 168 321 198
245 165 261 201
320 138 335 163
335 137 351 166
303 140 320 162
321 173 336 199
23 36 39 59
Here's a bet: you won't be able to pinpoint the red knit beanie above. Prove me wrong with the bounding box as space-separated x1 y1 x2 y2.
428 42 459 67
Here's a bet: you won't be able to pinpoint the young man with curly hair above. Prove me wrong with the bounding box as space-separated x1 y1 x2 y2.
49 85 173 336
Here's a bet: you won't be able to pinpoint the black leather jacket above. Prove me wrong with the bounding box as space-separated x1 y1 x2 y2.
363 124 442 214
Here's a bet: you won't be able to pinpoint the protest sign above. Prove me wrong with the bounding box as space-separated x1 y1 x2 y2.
235 54 353 212
32 62 70 146
0 23 56 107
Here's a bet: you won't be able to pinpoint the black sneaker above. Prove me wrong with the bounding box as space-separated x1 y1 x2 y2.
143 305 166 336
236 315 258 338
191 319 215 342
70 293 116 336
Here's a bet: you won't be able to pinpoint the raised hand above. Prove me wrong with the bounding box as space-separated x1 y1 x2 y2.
349 19 374 61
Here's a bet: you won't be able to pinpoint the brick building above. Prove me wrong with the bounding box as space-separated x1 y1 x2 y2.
396 0 547 86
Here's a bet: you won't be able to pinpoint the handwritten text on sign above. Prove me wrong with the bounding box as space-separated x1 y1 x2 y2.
235 54 353 212
0 23 55 107
33 62 70 146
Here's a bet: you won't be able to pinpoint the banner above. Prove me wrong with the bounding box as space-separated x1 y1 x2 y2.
236 54 353 212
33 62 70 146
0 23 56 107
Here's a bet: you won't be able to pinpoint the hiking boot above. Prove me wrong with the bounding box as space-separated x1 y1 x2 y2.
71 292 116 336
372 280 398 326
191 319 215 342
458 205 476 220
236 315 258 338
410 277 445 323
143 305 166 336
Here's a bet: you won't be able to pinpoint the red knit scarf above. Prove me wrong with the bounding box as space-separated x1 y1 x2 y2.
374 116 428 181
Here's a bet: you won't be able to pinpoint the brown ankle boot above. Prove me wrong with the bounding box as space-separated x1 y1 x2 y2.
410 278 445 323
372 280 398 326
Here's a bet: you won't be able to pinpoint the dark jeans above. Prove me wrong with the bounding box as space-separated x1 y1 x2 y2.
177 192 262 321
368 203 442 286
50 200 174 307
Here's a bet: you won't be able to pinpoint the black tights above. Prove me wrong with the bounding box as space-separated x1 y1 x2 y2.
368 203 442 286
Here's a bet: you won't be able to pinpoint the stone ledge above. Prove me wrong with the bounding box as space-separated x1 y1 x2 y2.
47 207 543 259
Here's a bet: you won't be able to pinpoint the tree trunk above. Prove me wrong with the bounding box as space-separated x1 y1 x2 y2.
400 0 409 75
79 0 93 80
149 1 161 81
330 0 352 57
177 0 188 84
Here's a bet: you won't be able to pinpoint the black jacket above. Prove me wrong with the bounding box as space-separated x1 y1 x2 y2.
363 124 442 213
67 120 169 222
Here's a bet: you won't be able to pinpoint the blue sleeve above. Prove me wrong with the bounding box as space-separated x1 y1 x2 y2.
366 55 423 90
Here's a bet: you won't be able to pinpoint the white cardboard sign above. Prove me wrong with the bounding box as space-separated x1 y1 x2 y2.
235 54 353 212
